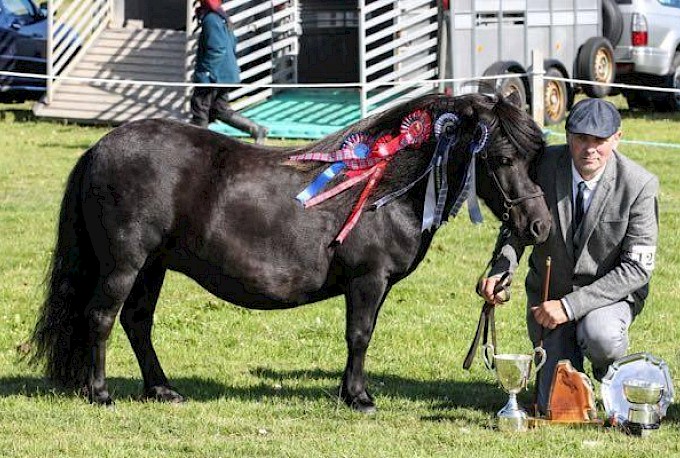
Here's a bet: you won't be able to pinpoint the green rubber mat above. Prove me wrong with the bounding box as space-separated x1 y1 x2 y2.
209 89 361 140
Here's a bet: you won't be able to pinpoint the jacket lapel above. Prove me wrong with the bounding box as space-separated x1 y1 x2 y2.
555 149 574 261
574 153 618 260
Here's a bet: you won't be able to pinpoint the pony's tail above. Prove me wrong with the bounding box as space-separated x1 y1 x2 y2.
30 150 97 389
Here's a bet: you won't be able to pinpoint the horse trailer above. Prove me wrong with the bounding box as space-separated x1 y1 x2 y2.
439 0 622 125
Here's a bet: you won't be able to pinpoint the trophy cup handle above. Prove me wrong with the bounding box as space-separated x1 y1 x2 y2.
533 346 547 373
483 343 495 371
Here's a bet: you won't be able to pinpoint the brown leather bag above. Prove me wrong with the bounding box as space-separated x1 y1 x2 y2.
546 360 598 422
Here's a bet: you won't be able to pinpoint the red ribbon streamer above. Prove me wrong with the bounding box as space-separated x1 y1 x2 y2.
335 160 389 244
304 166 377 208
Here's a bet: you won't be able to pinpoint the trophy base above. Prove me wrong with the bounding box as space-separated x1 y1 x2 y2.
623 420 659 438
497 400 529 432
497 413 528 432
627 404 660 426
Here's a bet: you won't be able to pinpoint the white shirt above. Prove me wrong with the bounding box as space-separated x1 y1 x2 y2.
571 161 605 216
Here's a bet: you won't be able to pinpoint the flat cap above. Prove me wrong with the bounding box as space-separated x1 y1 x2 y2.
566 98 621 138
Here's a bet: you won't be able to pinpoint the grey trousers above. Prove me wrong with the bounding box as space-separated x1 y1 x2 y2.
527 300 634 414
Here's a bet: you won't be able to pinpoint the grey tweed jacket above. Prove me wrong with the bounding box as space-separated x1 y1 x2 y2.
490 144 659 321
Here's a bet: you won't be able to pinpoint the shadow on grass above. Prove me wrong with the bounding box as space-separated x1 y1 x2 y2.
662 402 680 424
0 367 504 420
250 367 504 414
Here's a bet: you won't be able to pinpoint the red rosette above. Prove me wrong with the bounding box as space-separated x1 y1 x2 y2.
369 133 396 159
400 110 432 148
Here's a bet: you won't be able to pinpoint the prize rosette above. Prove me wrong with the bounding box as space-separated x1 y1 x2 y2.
470 122 490 155
294 132 374 204
399 109 432 148
341 132 373 159
434 113 460 140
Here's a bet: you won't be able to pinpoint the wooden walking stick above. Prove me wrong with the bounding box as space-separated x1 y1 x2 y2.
532 256 551 417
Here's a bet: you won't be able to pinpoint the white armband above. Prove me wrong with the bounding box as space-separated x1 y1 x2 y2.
624 245 656 271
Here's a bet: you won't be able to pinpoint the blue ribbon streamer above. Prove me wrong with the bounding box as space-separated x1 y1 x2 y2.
447 160 471 219
296 143 370 204
465 123 489 224
422 133 455 231
466 157 484 224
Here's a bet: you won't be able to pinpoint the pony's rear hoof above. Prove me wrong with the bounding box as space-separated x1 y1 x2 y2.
144 385 185 404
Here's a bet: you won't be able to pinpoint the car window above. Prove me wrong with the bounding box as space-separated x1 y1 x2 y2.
2 0 38 16
658 0 680 7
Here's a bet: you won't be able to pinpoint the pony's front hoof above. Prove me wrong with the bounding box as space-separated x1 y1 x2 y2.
342 390 377 414
82 385 115 406
144 385 185 404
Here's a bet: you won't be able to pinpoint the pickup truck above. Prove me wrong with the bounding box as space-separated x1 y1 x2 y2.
613 0 680 111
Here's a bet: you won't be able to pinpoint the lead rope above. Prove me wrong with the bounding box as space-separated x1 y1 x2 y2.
532 256 551 417
462 225 512 370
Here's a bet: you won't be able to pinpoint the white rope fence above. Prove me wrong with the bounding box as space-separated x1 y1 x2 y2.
3 67 678 93
1 50 679 150
543 130 680 150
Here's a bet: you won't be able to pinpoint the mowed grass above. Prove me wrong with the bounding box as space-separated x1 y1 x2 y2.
0 99 679 457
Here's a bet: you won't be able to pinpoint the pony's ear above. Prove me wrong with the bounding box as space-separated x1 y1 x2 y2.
504 90 523 109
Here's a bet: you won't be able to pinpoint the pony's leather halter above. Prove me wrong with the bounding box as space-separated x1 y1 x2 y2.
478 149 545 222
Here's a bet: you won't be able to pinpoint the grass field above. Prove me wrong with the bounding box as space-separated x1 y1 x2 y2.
0 99 679 457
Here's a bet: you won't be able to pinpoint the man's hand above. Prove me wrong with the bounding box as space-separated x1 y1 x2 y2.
531 300 569 329
478 274 510 305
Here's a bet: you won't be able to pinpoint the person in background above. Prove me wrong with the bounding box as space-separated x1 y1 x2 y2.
478 98 659 414
190 0 268 144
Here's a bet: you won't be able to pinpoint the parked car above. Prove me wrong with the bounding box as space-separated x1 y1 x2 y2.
0 0 78 102
613 0 680 111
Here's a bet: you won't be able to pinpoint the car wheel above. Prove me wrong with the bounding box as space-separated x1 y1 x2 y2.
480 61 528 109
651 52 680 112
544 67 568 125
576 37 616 98
602 0 623 46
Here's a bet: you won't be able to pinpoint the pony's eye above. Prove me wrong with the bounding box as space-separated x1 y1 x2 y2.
491 156 513 166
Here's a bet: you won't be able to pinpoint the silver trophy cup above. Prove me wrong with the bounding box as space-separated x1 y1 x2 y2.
484 345 547 432
623 379 664 436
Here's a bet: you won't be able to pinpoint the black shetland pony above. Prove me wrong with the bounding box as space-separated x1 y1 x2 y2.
31 93 550 412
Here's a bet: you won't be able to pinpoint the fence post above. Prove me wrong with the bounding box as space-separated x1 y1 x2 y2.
46 0 53 104
111 0 124 27
531 49 544 128
358 0 367 119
